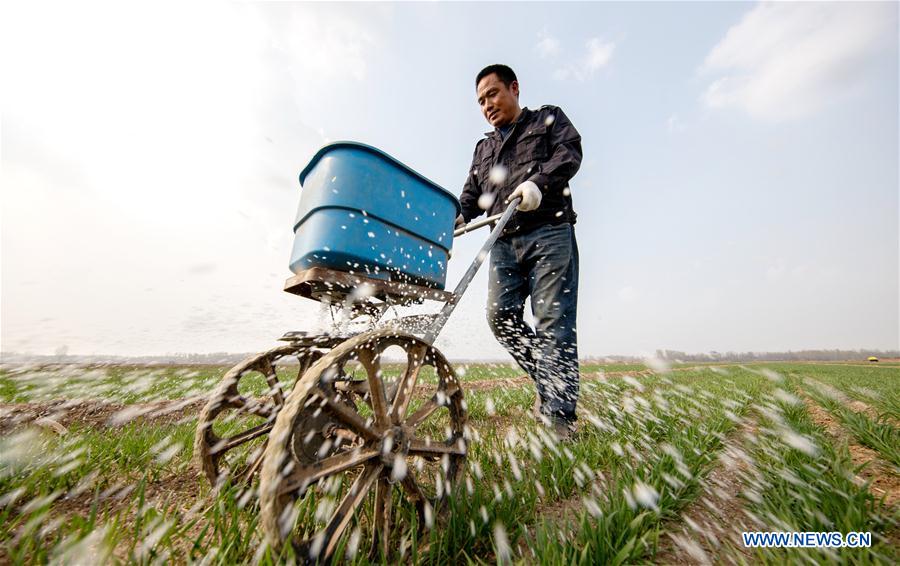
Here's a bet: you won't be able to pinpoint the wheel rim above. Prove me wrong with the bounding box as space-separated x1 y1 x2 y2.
259 328 467 563
194 343 324 488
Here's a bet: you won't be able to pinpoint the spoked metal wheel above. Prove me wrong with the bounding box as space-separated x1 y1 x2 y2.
194 338 340 488
259 327 467 564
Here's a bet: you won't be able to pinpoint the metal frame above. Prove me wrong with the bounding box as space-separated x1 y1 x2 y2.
282 199 521 346
284 267 454 305
197 199 521 561
422 199 519 344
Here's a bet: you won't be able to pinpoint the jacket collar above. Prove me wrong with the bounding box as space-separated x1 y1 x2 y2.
484 106 531 139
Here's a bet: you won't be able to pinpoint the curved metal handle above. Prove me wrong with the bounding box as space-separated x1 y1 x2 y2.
453 197 521 237
424 198 520 345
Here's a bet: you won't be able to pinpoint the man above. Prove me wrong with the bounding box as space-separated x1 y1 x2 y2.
457 64 582 440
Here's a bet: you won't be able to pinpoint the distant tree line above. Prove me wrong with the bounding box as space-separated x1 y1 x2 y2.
0 351 252 366
3 348 898 367
592 348 899 364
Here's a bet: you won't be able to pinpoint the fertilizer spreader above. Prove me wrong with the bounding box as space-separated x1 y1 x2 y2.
193 142 519 562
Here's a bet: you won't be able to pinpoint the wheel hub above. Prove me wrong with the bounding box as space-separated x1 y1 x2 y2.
379 425 411 466
290 389 358 465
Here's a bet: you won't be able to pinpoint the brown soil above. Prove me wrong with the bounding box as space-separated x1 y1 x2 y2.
792 361 900 369
802 397 900 508
49 468 203 521
844 399 899 426
2 466 210 565
510 415 764 565
0 397 206 434
458 368 656 393
653 419 761 565
803 376 898 427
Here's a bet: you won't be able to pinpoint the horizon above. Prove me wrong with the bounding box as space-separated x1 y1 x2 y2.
2 347 897 366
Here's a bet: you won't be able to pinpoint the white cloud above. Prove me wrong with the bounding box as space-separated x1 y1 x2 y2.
700 2 896 121
584 38 615 72
267 5 376 82
534 28 561 59
554 37 615 81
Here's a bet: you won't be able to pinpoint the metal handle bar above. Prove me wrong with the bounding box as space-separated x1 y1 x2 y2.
453 212 505 237
422 198 520 345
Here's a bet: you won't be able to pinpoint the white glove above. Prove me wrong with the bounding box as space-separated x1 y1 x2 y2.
507 180 542 212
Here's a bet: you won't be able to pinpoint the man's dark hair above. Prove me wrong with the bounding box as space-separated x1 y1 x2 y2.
476 64 517 88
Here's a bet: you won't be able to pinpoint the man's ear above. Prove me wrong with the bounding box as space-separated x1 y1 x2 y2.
510 80 520 98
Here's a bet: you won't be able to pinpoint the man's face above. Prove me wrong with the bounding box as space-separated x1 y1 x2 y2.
477 73 520 128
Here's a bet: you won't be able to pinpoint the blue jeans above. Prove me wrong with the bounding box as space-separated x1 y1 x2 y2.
487 222 579 423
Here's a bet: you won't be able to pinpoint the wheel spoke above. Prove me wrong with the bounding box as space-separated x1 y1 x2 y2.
372 478 393 559
357 349 390 430
408 438 466 457
291 351 321 392
390 344 428 424
405 385 460 430
316 388 381 442
400 470 427 504
257 357 285 407
238 443 268 484
223 394 276 420
198 345 329 490
299 351 316 375
257 329 468 558
315 463 384 562
210 421 274 456
399 472 429 528
335 379 374 414
334 379 369 396
277 448 380 496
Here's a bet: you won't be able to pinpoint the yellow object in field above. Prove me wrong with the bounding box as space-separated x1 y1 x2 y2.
867 356 879 363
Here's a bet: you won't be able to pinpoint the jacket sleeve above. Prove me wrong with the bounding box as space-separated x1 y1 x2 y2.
458 145 484 222
527 108 582 193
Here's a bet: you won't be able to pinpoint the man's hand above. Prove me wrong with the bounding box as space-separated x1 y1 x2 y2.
455 214 465 229
507 180 542 212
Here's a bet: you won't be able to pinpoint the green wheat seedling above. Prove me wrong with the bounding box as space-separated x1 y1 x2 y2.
0 362 896 564
740 380 898 565
802 381 900 468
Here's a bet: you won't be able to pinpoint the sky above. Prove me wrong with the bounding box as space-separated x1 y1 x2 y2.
1 1 898 360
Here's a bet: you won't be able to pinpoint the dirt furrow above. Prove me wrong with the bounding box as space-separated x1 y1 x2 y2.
801 395 899 507
0 397 206 434
653 419 760 565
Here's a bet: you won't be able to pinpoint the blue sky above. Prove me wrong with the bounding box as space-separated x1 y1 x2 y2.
2 1 897 359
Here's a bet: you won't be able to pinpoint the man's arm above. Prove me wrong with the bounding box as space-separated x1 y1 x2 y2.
528 108 583 192
458 145 485 222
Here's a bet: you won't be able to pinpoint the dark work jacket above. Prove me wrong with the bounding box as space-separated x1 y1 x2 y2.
458 105 582 237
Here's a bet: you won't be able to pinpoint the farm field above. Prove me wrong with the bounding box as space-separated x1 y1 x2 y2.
1 360 897 564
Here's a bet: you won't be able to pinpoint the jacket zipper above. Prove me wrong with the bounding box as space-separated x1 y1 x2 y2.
488 109 529 232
